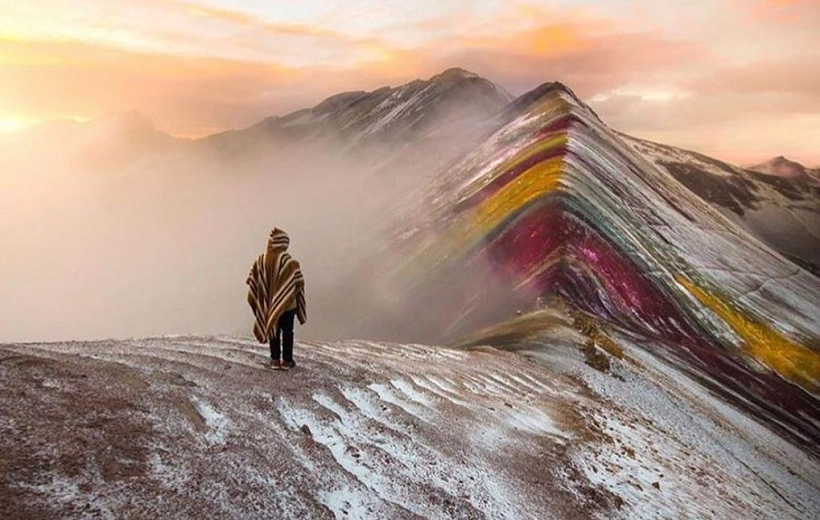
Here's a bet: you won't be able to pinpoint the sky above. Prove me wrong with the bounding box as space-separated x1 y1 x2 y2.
0 0 818 164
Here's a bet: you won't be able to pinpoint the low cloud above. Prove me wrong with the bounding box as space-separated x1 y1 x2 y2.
687 55 820 98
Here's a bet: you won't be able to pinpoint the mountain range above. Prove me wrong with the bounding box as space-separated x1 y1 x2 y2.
350 78 818 451
205 68 510 149
1 68 818 519
628 137 820 274
4 68 816 273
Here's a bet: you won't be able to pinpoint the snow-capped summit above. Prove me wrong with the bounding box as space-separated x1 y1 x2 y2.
503 81 588 118
429 67 481 84
359 79 819 455
630 137 820 274
206 68 512 152
749 155 809 178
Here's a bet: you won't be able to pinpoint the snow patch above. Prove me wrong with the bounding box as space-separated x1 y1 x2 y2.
192 398 230 445
149 452 191 489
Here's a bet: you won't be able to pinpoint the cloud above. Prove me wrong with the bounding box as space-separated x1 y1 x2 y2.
442 31 706 99
743 0 820 23
590 50 820 134
1 1 818 163
687 55 820 97
174 1 347 39
590 84 820 164
0 38 312 135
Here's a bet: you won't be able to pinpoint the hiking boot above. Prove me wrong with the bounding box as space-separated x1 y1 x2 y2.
281 360 295 370
269 359 281 370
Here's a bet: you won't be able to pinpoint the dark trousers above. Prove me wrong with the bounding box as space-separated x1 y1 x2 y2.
269 310 296 362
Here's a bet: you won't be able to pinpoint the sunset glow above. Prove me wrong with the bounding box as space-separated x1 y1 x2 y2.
0 116 35 133
1 0 818 163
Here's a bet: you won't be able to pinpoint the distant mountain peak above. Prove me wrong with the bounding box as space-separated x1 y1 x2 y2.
310 91 369 116
302 68 495 120
15 110 159 138
229 67 512 147
504 81 591 121
749 155 807 178
429 67 481 83
100 109 153 125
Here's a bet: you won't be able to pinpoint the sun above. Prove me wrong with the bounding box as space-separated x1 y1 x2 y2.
0 117 34 133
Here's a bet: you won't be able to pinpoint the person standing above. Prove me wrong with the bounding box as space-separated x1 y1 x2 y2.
246 228 307 370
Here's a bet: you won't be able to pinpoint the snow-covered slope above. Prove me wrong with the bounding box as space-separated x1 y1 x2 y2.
2 322 818 519
203 68 511 154
624 137 820 274
193 68 513 206
356 82 819 455
749 156 818 180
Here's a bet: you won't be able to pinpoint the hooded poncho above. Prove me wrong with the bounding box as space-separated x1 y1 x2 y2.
246 228 307 343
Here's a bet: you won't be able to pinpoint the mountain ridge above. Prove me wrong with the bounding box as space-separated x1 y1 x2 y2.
749 155 818 179
360 80 819 452
4 71 816 183
626 136 820 274
3 327 817 519
202 68 512 151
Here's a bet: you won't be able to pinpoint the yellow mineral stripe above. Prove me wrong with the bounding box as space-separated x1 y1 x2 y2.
468 156 563 234
677 276 820 394
458 133 567 202
408 156 564 271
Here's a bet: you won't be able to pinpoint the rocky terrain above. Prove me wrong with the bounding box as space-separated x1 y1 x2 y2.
2 309 818 519
626 137 820 274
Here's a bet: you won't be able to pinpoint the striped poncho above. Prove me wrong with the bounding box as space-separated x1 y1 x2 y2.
246 228 307 343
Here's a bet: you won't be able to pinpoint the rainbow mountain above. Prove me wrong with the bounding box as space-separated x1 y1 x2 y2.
369 82 819 452
3 70 820 517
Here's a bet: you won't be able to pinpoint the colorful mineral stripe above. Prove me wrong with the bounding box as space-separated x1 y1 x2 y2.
399 83 820 449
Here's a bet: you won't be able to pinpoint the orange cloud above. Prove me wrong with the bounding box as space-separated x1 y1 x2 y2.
0 7 706 137
739 0 820 23
1 1 818 165
457 24 596 58
0 38 306 134
175 1 345 39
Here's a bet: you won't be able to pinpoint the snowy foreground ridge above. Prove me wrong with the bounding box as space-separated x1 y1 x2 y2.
2 325 818 519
